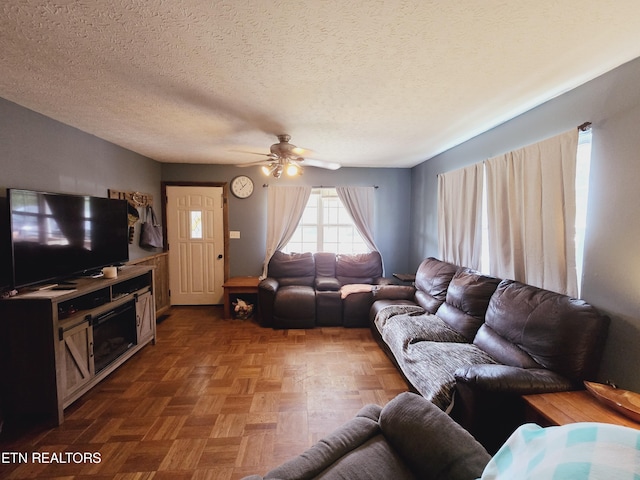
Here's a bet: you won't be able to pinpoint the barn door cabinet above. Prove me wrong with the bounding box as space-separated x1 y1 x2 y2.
128 252 170 316
135 290 155 344
0 265 156 426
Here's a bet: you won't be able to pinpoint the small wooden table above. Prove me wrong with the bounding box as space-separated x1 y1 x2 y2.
523 390 640 429
222 276 260 319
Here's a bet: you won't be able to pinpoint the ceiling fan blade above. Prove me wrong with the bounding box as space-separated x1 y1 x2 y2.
302 158 342 170
173 87 285 136
291 146 314 157
229 149 275 157
235 159 273 167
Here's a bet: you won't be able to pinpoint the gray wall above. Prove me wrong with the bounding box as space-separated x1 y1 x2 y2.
0 96 412 283
4 53 639 391
410 56 640 391
0 97 162 263
161 164 413 278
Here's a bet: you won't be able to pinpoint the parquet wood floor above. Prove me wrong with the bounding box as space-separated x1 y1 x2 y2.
0 306 409 479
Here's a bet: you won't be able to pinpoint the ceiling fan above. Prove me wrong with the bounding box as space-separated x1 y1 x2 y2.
235 134 341 178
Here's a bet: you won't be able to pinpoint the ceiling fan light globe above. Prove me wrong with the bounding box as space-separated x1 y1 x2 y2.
262 163 279 176
273 165 283 178
286 163 300 176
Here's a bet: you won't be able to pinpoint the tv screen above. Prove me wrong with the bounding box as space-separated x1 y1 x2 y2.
8 189 129 288
0 196 10 290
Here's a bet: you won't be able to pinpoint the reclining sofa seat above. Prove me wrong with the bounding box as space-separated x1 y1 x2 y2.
258 251 317 329
243 390 640 480
242 392 491 480
455 278 610 451
259 250 389 329
369 257 610 452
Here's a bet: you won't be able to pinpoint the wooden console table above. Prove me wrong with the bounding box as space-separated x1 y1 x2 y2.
222 276 260 319
523 390 640 429
0 266 155 425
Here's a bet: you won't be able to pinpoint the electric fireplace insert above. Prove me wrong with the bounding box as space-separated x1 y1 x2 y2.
92 301 136 373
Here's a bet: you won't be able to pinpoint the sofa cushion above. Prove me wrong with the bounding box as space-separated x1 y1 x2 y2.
268 251 316 287
413 257 459 313
313 435 415 480
343 291 377 328
387 340 498 410
314 252 337 277
316 290 342 326
373 304 425 330
435 268 501 341
376 308 467 345
336 251 383 285
262 408 386 480
273 285 316 328
475 279 610 381
380 392 491 480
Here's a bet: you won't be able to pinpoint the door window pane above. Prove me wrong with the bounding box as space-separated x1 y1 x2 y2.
190 211 202 239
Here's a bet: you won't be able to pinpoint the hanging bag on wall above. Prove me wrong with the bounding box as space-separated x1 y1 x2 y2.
140 205 163 249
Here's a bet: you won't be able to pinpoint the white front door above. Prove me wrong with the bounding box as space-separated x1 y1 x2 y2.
166 186 225 305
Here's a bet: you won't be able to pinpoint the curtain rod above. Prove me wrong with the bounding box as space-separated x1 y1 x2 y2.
263 184 379 188
578 122 592 132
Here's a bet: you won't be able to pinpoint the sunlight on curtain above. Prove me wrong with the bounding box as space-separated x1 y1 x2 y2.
437 164 483 270
336 186 379 253
575 129 592 296
262 186 312 278
484 129 579 296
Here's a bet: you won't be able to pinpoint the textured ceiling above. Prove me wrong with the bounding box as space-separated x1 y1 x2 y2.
2 1 640 169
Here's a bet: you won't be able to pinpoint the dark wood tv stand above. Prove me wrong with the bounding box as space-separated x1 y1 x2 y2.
0 265 156 426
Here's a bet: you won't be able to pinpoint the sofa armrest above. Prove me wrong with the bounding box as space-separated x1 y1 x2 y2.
454 364 576 394
258 278 280 327
373 284 416 301
452 365 576 453
380 392 490 480
258 277 280 294
315 276 341 291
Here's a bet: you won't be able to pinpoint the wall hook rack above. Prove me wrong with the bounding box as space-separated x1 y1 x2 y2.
108 189 153 208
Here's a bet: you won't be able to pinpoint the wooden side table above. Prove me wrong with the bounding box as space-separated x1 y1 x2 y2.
222 276 260 320
523 390 640 429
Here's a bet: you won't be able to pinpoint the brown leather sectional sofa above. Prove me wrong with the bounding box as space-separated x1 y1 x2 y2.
258 250 392 328
259 253 610 451
369 257 610 451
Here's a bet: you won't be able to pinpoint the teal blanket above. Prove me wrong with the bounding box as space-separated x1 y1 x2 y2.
480 422 640 479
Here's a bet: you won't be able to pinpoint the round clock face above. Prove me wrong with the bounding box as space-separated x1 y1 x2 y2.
231 175 254 198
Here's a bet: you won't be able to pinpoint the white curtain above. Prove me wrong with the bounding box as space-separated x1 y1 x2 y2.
437 163 484 270
336 186 380 253
262 185 312 278
485 129 579 296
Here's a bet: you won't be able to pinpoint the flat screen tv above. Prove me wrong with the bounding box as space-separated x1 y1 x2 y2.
8 189 129 288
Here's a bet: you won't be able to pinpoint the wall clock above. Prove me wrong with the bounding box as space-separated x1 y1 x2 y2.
230 175 254 198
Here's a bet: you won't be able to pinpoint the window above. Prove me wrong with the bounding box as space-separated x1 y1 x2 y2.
283 188 369 254
574 129 592 295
